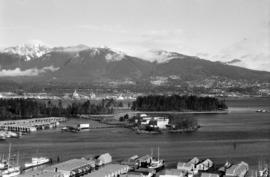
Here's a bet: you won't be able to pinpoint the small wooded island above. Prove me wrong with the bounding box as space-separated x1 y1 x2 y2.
131 95 228 111
128 95 228 134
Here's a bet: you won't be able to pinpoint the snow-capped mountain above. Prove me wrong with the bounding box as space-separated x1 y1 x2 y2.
0 42 270 87
103 49 126 62
1 41 128 63
140 50 190 63
52 45 127 62
3 40 51 61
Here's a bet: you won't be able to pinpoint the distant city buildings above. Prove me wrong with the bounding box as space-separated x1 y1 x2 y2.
0 79 269 102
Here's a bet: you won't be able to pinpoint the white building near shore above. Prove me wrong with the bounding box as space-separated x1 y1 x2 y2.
141 116 169 129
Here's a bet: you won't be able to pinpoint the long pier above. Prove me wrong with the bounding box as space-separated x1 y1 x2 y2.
0 117 66 133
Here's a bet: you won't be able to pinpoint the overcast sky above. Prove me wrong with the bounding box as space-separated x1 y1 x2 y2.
0 0 269 70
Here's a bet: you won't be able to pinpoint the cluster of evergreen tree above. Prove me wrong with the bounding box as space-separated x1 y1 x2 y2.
66 99 114 116
131 95 227 111
0 98 114 120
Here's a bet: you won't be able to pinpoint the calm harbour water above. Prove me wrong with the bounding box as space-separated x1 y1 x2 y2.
0 97 269 170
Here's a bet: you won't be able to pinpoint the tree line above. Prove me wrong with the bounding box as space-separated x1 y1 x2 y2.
131 95 227 111
0 98 114 120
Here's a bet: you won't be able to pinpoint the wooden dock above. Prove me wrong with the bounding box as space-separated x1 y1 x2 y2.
0 117 66 133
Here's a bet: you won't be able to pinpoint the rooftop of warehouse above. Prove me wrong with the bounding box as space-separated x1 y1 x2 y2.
84 164 129 177
163 169 186 175
45 158 94 172
17 170 63 177
226 162 248 175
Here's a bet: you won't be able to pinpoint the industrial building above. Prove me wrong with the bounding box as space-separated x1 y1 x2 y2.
120 172 144 177
96 153 112 166
201 172 221 177
121 155 139 168
159 169 186 177
84 164 130 177
225 161 249 177
195 159 213 172
44 158 95 177
177 162 194 173
17 170 64 177
120 168 156 177
177 157 200 173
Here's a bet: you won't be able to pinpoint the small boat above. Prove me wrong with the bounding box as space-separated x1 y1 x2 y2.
61 126 80 133
7 132 20 138
148 147 164 171
0 154 8 170
148 159 165 170
24 157 50 169
1 166 21 177
0 161 8 170
1 144 21 177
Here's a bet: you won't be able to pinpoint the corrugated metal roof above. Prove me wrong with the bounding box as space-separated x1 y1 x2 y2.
45 159 94 172
84 164 129 177
18 170 63 177
164 169 185 176
178 162 193 168
188 157 200 165
226 162 248 176
201 172 220 177
120 173 143 177
98 153 112 162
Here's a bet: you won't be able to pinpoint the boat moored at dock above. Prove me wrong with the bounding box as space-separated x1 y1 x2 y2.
148 147 164 171
24 157 50 169
0 144 21 177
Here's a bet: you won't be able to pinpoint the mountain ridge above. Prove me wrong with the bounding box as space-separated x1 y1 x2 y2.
0 43 269 89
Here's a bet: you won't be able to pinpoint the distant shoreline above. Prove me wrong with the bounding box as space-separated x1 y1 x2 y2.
82 109 229 118
130 110 229 114
0 110 229 121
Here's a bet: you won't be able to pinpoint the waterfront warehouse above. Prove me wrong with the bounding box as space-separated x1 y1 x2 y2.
44 158 95 177
121 155 139 168
177 162 194 173
195 159 213 172
159 169 186 177
84 164 129 177
18 170 64 177
96 153 112 166
201 172 221 177
177 157 200 173
225 161 249 177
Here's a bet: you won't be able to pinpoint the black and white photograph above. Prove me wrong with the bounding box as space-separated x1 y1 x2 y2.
0 0 269 176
